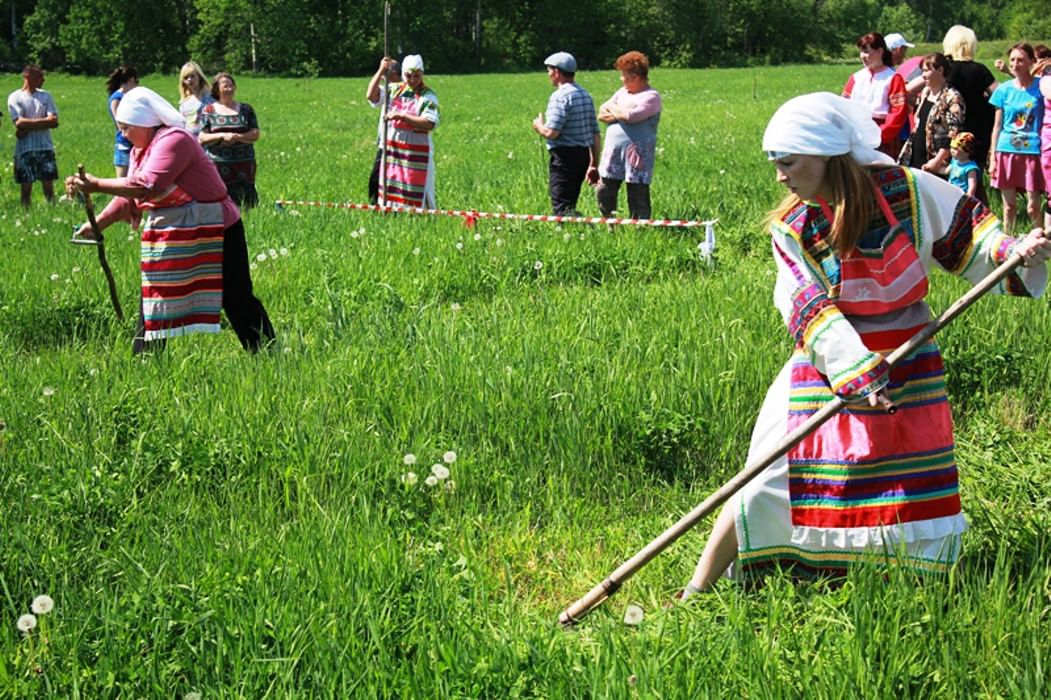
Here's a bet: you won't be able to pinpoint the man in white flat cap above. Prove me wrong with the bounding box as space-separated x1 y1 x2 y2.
531 51 600 215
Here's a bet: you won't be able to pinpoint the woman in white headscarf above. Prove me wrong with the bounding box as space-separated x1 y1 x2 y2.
376 54 439 208
66 86 274 354
678 93 1050 598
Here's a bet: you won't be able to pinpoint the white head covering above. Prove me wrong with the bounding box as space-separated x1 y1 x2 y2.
114 86 186 129
402 54 424 78
761 92 893 167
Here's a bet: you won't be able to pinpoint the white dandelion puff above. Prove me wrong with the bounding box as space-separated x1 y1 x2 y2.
443 450 457 464
495 238 504 246
431 464 450 480
280 247 290 256
412 247 421 256
256 253 267 262
350 229 360 239
402 471 418 486
455 241 464 250
357 227 366 235
50 273 60 282
403 453 417 466
16 614 37 633
533 260 543 271
445 480 456 493
563 233 571 242
88 368 99 377
268 248 278 259
473 233 481 241
425 475 439 487
623 604 644 626
507 151 514 159
184 693 203 700
42 387 55 397
72 266 81 273
128 234 135 241
31 594 54 614
450 302 461 311
250 263 258 270
289 210 301 217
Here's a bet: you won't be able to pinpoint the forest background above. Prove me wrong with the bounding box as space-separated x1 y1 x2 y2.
0 0 1048 77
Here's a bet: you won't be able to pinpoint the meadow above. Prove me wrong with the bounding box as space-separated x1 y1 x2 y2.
1 63 1049 698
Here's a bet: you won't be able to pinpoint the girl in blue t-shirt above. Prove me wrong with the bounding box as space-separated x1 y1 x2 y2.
105 65 138 176
989 43 1045 232
948 132 980 198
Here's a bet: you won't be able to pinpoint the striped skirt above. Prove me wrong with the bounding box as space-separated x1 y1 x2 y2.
140 201 225 340
734 327 966 578
379 129 432 208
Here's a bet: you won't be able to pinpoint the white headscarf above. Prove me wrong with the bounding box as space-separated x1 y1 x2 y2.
115 86 186 129
402 54 424 78
761 92 893 167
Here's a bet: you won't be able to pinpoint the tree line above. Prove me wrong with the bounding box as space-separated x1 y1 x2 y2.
0 0 1047 76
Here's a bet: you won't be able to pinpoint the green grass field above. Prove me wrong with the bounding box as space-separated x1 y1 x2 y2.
1 64 1050 698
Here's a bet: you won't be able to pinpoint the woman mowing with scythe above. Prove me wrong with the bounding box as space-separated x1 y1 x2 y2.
67 86 275 355
679 93 1051 598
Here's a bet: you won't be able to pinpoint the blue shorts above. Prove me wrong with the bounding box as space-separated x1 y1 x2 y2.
13 149 57 184
114 143 131 168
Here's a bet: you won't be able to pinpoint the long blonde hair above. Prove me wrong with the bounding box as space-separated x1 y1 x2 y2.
766 155 890 256
178 61 209 100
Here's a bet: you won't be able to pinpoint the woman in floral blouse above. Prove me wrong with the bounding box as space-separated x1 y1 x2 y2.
898 53 965 175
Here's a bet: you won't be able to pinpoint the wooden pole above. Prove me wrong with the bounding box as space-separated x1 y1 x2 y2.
559 252 1028 626
77 164 123 321
378 0 391 209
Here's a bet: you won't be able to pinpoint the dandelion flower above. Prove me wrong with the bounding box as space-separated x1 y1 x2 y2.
445 480 456 493
31 594 54 614
402 471 418 486
403 453 417 466
72 266 81 273
184 693 203 700
431 464 450 480
533 260 543 271
357 227 366 235
289 210 301 217
425 475 439 487
473 233 482 241
49 273 60 282
89 368 99 376
443 450 457 464
412 247 421 256
350 229 360 239
496 238 504 246
450 302 461 311
280 247 290 256
42 387 55 397
455 241 464 251
16 614 37 633
623 604 644 626
250 263 258 270
127 234 135 241
256 252 267 262
563 233 571 242
507 151 514 159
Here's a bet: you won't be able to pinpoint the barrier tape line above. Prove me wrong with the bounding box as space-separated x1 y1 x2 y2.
274 199 717 230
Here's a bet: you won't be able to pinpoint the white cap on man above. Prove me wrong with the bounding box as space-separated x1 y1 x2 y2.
885 33 914 51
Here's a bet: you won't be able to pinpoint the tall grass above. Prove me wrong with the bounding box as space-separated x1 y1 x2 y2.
0 65 1048 697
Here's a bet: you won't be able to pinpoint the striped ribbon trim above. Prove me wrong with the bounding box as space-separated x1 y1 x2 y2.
274 199 717 230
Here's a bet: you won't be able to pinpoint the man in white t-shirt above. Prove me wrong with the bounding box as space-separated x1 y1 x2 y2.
7 65 59 208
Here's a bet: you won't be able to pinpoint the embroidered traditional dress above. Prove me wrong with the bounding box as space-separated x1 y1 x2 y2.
139 182 225 340
843 66 908 155
733 166 1047 578
379 82 439 208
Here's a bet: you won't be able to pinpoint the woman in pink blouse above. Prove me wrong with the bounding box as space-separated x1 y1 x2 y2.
67 87 274 354
595 51 662 219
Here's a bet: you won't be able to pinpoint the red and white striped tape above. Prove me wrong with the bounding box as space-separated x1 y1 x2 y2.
274 199 717 230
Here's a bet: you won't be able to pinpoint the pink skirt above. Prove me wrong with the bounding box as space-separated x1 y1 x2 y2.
1041 138 1051 196
992 152 1044 192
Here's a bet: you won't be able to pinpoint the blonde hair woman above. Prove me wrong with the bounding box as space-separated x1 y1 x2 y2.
177 61 214 135
679 93 1049 598
942 25 998 194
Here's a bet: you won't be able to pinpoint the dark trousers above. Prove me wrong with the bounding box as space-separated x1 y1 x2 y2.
548 146 591 215
368 149 382 204
595 177 651 219
133 219 276 354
